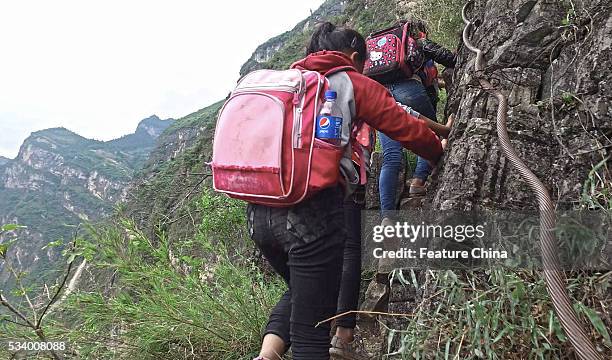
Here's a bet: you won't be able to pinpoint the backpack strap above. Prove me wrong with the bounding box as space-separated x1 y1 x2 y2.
353 122 376 185
327 71 356 149
399 22 412 71
326 71 363 193
327 69 376 188
352 143 367 185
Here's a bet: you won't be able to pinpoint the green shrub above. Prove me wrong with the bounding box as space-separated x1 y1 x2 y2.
50 191 283 359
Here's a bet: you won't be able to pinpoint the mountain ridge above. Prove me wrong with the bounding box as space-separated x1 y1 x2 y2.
0 115 175 289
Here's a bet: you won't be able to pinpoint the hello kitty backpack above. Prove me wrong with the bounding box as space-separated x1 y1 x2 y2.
363 21 425 84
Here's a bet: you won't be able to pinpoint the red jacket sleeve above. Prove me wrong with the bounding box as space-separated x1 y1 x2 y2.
347 72 443 163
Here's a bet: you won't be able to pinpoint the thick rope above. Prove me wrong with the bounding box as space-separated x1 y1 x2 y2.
461 2 602 359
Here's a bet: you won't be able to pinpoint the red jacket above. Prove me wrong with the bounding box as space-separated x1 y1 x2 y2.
291 51 443 163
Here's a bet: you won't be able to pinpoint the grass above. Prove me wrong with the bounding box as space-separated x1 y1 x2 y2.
581 157 611 211
389 269 611 359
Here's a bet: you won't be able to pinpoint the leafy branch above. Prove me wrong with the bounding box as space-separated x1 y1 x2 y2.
0 224 84 360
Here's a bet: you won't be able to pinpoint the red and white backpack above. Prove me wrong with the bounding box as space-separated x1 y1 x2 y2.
363 21 425 84
211 67 362 207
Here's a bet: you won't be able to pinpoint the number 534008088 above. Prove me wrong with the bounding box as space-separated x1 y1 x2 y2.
8 341 66 351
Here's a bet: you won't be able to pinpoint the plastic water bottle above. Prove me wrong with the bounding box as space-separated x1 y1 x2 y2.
315 90 343 146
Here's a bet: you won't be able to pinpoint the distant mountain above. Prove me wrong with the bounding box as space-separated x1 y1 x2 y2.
109 115 174 150
0 116 174 288
0 156 8 167
127 102 224 240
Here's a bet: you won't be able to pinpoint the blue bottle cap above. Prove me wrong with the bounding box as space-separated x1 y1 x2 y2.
325 90 337 100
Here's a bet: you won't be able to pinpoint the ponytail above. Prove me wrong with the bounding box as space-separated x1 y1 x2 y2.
307 22 367 62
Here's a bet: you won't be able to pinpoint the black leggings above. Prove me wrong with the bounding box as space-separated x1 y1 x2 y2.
247 186 347 360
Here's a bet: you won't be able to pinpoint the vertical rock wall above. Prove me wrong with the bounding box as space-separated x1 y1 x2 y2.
362 1 611 358
429 0 611 212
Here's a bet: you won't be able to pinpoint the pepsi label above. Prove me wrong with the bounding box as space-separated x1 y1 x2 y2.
315 115 342 140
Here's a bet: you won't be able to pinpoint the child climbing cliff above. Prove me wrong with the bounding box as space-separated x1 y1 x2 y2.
211 21 452 360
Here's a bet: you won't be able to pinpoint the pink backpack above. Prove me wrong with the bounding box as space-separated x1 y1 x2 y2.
363 21 425 84
211 67 353 206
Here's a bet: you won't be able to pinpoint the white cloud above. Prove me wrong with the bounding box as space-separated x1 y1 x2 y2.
0 0 324 158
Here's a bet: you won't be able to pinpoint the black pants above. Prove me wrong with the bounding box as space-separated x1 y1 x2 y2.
335 188 364 329
247 186 347 360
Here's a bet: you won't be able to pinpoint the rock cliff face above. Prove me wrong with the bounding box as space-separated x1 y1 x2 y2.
361 0 611 358
0 116 174 289
430 0 611 212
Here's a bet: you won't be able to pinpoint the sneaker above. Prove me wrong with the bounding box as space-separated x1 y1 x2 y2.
329 335 371 360
408 184 426 196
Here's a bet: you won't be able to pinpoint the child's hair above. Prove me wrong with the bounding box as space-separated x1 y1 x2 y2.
306 22 367 62
410 19 429 35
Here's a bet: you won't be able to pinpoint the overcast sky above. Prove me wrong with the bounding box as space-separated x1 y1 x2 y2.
0 0 325 158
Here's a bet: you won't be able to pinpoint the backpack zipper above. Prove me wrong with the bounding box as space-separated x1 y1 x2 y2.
293 106 303 148
293 74 323 148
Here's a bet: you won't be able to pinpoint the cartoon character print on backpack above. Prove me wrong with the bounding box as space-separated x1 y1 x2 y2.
363 21 426 83
365 34 400 71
